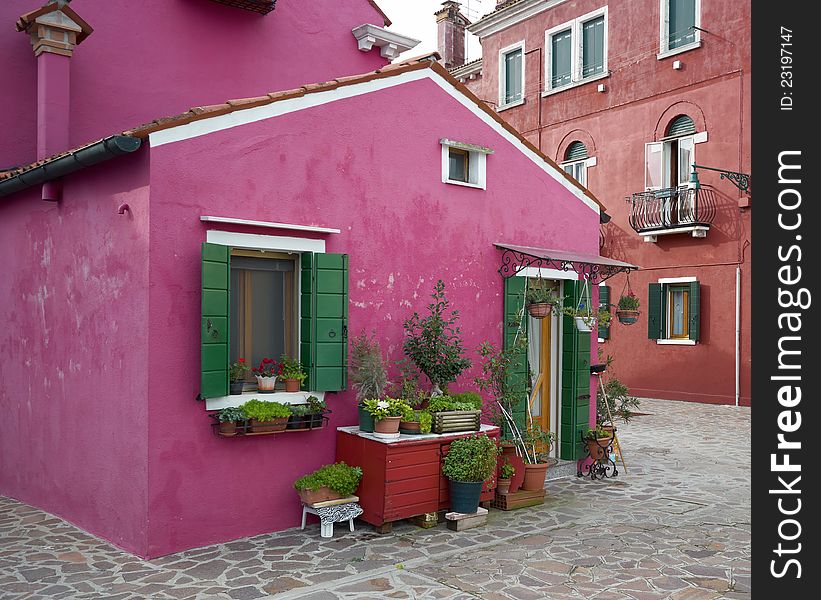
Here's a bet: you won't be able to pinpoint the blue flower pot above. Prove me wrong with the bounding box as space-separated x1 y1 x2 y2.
448 480 484 514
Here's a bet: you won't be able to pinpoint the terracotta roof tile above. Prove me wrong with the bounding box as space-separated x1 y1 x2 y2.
366 0 392 26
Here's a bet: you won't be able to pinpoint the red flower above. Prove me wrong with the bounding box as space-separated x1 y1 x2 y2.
238 358 246 363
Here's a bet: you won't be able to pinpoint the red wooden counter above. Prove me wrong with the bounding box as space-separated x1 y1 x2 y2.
336 425 500 532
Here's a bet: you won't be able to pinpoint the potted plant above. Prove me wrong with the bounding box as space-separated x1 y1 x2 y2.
427 394 482 434
229 358 249 395
362 397 412 436
497 460 515 495
526 280 562 319
240 399 292 432
442 434 500 514
286 403 312 430
252 357 281 392
350 332 389 433
280 354 307 392
306 395 329 428
216 406 247 436
616 293 641 325
584 426 614 461
293 461 363 505
519 424 556 491
394 361 428 434
403 279 471 397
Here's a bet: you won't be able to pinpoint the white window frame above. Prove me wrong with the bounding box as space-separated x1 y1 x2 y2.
644 135 697 191
658 0 702 59
441 138 492 190
544 6 609 95
498 40 526 110
655 276 697 345
561 158 592 187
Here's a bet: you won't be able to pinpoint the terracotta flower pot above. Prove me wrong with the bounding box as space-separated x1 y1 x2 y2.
298 486 342 505
586 436 613 461
496 477 512 495
374 416 401 434
249 417 288 433
284 378 301 392
218 421 238 436
521 462 549 491
616 309 640 325
255 375 277 391
399 420 421 434
526 303 552 319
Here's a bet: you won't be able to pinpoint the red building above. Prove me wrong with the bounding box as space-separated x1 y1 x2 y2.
439 0 751 405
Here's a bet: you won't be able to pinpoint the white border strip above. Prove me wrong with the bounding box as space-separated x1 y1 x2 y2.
657 276 697 284
515 267 579 281
206 230 325 253
201 216 340 234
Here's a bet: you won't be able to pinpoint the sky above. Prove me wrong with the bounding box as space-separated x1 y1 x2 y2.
377 0 496 63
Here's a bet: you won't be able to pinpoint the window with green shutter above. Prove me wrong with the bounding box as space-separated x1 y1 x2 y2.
647 280 700 342
560 280 591 461
598 285 611 340
502 46 524 105
503 277 529 440
200 244 349 399
582 16 605 77
668 0 696 49
551 29 572 88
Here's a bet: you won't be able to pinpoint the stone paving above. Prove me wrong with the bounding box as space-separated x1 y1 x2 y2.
0 398 750 599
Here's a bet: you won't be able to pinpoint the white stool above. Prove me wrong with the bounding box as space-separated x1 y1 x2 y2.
300 495 361 538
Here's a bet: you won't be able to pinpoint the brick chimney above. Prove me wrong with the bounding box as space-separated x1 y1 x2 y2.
435 2 470 70
16 0 92 200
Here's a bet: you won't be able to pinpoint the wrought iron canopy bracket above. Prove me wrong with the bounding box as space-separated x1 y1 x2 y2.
693 164 751 194
498 248 637 283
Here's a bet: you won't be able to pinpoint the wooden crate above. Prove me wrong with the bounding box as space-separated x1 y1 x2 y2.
431 410 481 434
492 488 545 511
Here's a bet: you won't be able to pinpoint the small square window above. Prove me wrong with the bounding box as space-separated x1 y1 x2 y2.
440 139 492 190
448 148 470 183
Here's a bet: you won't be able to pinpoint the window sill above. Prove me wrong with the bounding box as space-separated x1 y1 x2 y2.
444 179 486 190
497 98 525 112
657 41 701 61
656 339 696 346
206 390 326 412
542 72 610 97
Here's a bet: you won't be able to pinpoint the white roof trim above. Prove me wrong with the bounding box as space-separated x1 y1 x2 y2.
200 216 340 234
469 0 568 38
352 23 421 60
450 59 483 79
149 68 599 215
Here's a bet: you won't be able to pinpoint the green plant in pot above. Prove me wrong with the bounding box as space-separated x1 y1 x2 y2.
394 359 428 434
525 280 563 319
229 358 249 395
403 279 471 397
279 354 307 392
497 459 515 495
519 424 556 491
293 461 363 505
286 403 312 430
442 434 499 514
362 397 412 436
216 406 247 436
306 395 329 428
239 399 292 433
350 332 389 433
584 426 614 461
616 293 641 324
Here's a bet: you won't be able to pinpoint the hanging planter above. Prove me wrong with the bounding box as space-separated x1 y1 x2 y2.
525 279 561 320
574 316 594 333
616 309 640 325
615 276 641 326
526 303 553 319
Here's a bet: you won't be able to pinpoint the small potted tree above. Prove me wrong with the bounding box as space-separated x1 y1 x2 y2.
252 357 282 392
362 397 412 436
349 332 389 433
229 358 249 395
280 354 307 392
240 399 292 433
497 460 515 495
403 280 471 397
442 434 500 514
293 462 363 504
216 406 247 436
526 280 562 319
519 424 556 491
616 293 641 325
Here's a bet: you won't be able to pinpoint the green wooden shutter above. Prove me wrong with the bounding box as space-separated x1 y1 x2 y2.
301 253 349 392
551 29 572 87
598 285 610 340
669 0 696 49
688 280 700 341
565 141 588 162
648 283 663 340
503 277 528 440
560 281 591 461
667 115 696 137
201 243 230 399
582 16 605 77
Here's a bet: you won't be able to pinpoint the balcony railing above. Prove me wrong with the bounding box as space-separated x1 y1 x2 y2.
627 186 716 234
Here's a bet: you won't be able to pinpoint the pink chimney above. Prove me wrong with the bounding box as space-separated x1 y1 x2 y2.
435 1 470 70
16 0 92 201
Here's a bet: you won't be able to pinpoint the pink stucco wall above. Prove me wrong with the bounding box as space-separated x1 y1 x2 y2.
0 152 152 555
143 75 600 556
0 0 389 168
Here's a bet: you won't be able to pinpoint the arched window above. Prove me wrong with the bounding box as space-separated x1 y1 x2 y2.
562 141 590 186
666 115 696 137
645 114 699 190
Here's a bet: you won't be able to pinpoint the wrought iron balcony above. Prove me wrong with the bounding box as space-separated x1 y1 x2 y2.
627 186 716 241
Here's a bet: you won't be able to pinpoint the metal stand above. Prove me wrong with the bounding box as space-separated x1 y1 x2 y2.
577 432 618 480
596 374 627 472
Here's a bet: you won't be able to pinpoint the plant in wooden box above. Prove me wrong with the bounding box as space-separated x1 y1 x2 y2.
280 354 307 392
442 435 500 514
519 424 556 491
240 399 291 433
584 427 614 461
525 279 562 319
294 462 363 505
350 332 389 433
427 394 482 434
252 357 282 392
403 279 471 397
497 460 515 495
229 358 249 395
217 406 247 436
362 397 411 436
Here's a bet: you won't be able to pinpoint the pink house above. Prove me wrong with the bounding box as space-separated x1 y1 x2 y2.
0 0 632 557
